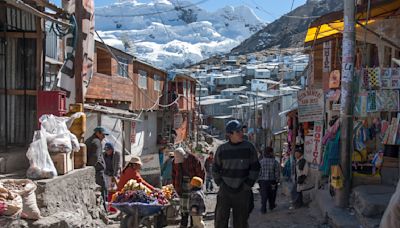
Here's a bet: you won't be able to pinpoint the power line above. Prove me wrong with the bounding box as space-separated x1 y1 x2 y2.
251 0 320 20
173 0 199 37
94 30 183 110
152 2 175 41
96 0 209 18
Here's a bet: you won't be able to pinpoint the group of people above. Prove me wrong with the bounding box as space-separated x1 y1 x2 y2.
212 120 310 227
85 120 310 228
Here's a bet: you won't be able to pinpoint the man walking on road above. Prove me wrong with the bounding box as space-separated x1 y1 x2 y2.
213 120 261 228
204 151 215 192
258 147 280 214
85 126 109 210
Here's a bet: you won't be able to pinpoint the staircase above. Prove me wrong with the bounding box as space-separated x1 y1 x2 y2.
351 185 396 228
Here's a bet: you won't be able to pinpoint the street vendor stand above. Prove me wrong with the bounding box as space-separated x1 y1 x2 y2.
112 202 166 228
112 198 180 228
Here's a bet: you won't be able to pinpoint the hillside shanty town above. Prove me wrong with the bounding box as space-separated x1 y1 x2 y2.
0 0 400 228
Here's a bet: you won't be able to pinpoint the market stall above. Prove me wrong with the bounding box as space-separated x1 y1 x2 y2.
111 180 178 228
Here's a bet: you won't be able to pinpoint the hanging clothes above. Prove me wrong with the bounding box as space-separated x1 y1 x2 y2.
353 121 367 152
320 129 341 176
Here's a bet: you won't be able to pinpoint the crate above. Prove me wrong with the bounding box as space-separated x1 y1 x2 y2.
37 90 67 119
50 152 74 175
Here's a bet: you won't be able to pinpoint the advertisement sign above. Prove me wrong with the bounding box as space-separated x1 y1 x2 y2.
304 136 314 164
298 89 324 123
140 154 161 175
304 122 323 169
174 113 183 129
323 41 332 73
312 122 323 168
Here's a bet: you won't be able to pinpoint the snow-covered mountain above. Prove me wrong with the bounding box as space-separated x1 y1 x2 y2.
95 0 265 69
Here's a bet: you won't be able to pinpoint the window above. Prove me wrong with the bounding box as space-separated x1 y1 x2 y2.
138 70 147 89
183 80 187 96
44 63 58 91
117 56 129 77
154 74 161 92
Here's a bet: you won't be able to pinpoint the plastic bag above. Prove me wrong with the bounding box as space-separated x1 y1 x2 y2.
47 132 72 153
70 133 80 152
26 129 57 179
0 179 41 220
39 114 69 135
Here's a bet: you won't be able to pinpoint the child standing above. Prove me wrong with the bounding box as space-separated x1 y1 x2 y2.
189 176 206 228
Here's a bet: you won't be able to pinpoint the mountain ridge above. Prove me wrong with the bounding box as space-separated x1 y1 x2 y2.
95 0 266 69
230 0 344 55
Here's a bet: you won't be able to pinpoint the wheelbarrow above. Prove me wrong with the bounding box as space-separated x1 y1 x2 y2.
112 202 168 228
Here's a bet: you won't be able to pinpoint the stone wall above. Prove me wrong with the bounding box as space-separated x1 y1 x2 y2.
34 167 107 227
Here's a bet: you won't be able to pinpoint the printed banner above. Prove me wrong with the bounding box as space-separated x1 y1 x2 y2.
323 41 332 73
140 154 161 175
297 89 324 123
304 136 314 164
312 122 323 168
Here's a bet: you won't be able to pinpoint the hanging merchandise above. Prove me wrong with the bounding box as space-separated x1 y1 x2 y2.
330 165 344 189
320 130 341 176
367 68 381 89
376 90 399 112
367 91 377 112
329 70 341 89
381 68 392 89
381 68 400 89
353 121 367 152
362 68 369 88
371 150 384 175
355 92 368 117
327 89 341 102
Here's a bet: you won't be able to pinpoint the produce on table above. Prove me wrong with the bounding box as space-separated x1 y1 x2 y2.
112 180 178 206
122 179 152 194
112 189 156 204
161 184 178 200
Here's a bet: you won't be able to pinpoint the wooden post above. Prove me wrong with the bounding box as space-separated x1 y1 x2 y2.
337 0 356 208
74 0 84 104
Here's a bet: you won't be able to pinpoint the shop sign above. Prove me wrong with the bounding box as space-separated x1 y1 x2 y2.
304 122 323 169
173 113 183 129
312 122 323 168
323 41 332 73
304 136 314 164
297 89 324 123
140 154 161 175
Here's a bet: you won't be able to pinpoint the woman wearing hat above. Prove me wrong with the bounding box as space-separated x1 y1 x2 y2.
117 156 155 192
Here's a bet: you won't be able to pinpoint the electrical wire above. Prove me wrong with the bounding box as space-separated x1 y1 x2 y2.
94 30 184 111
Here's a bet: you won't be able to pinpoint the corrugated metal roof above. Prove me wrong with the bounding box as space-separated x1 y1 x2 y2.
199 99 233 106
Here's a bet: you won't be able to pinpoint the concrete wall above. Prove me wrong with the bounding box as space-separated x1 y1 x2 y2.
131 112 158 156
34 167 106 226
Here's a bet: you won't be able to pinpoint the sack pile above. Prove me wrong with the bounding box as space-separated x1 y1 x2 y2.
0 179 41 220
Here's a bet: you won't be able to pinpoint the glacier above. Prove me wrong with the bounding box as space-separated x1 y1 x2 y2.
95 0 265 69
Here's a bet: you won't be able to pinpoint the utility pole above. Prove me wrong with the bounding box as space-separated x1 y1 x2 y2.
196 83 201 147
337 0 355 208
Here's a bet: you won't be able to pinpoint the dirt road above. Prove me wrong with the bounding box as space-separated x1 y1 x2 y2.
181 184 330 228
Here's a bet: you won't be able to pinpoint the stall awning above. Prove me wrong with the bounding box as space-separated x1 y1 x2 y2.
304 0 400 45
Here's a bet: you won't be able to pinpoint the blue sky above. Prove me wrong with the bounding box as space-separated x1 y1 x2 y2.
52 0 307 22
